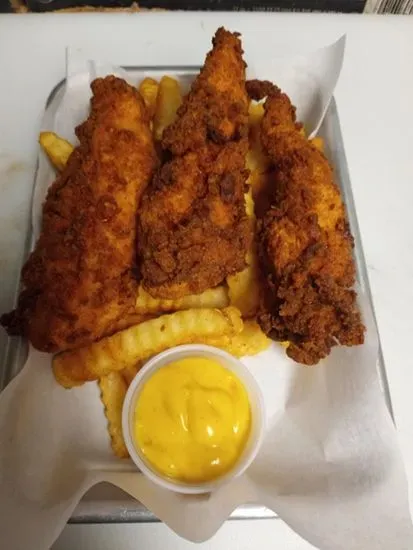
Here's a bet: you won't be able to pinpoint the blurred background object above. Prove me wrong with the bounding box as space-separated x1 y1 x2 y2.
0 0 411 36
1 0 360 11
1 0 412 14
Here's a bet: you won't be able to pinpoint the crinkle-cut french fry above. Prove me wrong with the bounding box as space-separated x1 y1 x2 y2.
207 320 270 357
310 136 324 152
39 131 74 172
246 101 270 177
227 252 260 318
227 188 260 317
246 146 270 176
122 364 142 386
244 188 255 220
153 76 182 141
138 77 159 119
53 307 243 388
99 372 129 458
136 285 228 314
249 100 265 126
111 313 152 333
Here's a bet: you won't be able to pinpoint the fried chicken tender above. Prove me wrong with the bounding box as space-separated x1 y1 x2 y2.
253 83 365 365
1 76 157 352
138 28 251 299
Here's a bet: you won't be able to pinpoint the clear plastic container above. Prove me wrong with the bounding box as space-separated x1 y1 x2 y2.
122 344 266 494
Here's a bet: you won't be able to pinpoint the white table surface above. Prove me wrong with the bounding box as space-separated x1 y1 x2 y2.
1 12 412 550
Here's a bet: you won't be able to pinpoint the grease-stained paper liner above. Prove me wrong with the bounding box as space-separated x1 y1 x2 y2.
1 37 412 550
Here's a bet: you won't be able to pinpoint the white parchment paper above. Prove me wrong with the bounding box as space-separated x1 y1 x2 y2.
1 37 413 550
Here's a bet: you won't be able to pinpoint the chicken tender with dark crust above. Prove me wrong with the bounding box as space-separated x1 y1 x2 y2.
256 87 365 365
138 28 251 299
1 76 158 352
162 27 248 155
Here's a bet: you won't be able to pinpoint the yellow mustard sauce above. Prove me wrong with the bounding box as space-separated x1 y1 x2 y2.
134 357 251 483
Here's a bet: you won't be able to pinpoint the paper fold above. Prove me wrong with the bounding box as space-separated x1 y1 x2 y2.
1 36 412 550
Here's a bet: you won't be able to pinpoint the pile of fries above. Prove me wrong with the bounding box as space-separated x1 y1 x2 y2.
40 75 323 459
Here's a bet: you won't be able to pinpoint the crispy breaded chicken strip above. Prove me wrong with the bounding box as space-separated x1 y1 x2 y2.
252 82 365 364
138 28 251 299
162 28 248 155
1 76 157 352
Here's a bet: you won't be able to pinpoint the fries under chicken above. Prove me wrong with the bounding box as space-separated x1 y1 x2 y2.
53 307 243 388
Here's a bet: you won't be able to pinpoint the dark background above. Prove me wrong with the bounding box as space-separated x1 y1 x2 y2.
1 0 366 12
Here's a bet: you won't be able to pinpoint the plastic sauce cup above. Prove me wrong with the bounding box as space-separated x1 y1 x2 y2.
122 344 266 494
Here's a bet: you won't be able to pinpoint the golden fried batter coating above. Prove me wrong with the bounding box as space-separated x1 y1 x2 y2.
255 86 365 364
162 28 248 155
1 76 157 352
138 28 251 298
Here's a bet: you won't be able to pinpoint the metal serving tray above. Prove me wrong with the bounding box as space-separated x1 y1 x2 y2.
0 66 393 523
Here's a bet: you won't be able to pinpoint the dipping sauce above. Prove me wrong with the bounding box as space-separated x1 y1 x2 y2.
134 357 251 483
